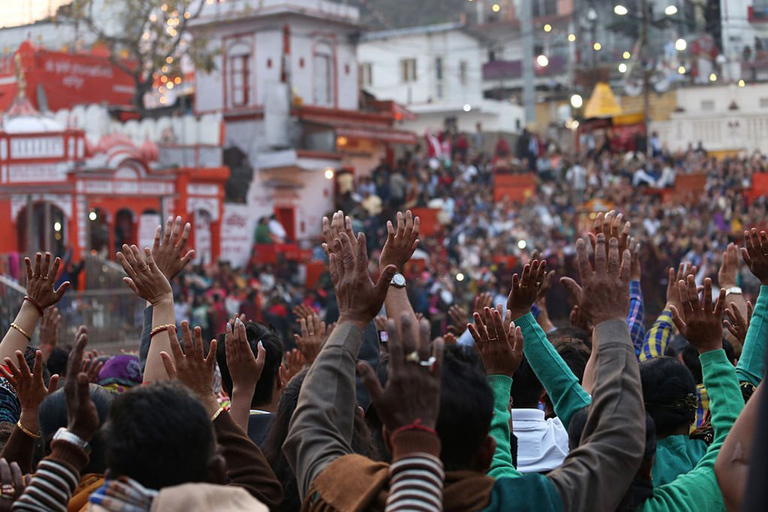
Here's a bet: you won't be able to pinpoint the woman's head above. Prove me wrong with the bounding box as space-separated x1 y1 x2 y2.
639 357 697 436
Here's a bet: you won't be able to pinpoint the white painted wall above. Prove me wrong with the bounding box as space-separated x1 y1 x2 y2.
358 28 485 107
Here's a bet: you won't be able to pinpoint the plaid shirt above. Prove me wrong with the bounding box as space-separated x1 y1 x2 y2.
627 281 645 357
641 310 710 426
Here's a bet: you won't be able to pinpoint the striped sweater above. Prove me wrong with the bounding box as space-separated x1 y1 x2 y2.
385 430 444 512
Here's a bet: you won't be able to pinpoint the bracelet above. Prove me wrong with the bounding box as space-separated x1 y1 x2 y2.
150 324 175 339
10 323 31 342
389 419 437 440
210 406 224 422
17 420 40 439
23 296 44 317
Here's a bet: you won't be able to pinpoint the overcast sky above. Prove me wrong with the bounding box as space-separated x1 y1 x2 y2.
0 0 72 28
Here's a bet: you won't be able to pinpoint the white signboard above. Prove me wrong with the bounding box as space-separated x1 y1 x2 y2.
194 213 212 266
10 137 65 159
220 205 257 268
138 213 161 251
8 163 67 183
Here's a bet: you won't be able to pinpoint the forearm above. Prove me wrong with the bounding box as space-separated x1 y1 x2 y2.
0 302 41 361
229 387 255 434
700 349 744 453
384 287 418 341
12 440 89 512
386 430 444 512
283 323 363 500
737 286 768 387
487 375 521 479
639 310 674 362
213 410 283 507
725 291 748 356
549 320 645 512
716 384 761 512
517 313 591 429
143 298 175 383
1 425 36 475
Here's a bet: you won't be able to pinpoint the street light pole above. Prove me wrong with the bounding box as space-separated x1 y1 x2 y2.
641 0 651 157
520 0 536 125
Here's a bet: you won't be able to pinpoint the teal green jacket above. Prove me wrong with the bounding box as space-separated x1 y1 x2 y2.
736 285 768 387
652 436 707 488
639 348 744 512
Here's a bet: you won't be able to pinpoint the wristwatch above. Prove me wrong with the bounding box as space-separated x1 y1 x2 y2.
53 428 91 453
724 286 743 295
391 273 407 289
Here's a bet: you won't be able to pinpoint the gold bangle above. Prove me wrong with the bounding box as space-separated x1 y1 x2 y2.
16 420 40 439
210 406 224 422
10 323 31 342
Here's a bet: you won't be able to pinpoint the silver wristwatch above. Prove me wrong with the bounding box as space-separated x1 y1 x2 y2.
391 273 407 289
53 428 90 453
725 286 743 295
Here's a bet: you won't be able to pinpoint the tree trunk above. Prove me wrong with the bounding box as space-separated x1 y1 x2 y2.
132 80 151 116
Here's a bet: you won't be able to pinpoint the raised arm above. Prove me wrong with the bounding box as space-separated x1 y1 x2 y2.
284 230 395 500
469 307 524 479
641 278 743 512
225 319 266 432
548 235 646 512
379 210 420 341
0 253 70 362
734 230 768 387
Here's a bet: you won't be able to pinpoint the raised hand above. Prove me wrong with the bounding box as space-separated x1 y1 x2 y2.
380 210 420 272
670 277 726 354
666 262 697 313
447 304 468 335
116 245 173 306
589 211 631 259
561 235 631 326
0 458 25 512
24 252 70 309
1 350 59 434
469 307 524 378
741 229 768 285
507 260 547 320
280 349 306 386
80 352 104 384
725 301 753 346
64 327 100 442
322 211 358 256
329 232 396 330
718 243 740 289
161 323 218 406
292 303 316 323
226 319 265 393
358 314 444 431
152 216 195 281
473 292 493 317
38 307 60 362
537 269 556 302
294 314 328 364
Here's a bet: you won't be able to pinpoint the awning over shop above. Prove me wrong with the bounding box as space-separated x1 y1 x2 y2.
302 115 418 145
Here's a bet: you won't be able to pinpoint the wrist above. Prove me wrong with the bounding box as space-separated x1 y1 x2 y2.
19 410 40 436
509 308 530 321
696 341 723 355
337 314 368 332
65 425 95 443
200 394 221 416
151 294 174 307
232 385 257 402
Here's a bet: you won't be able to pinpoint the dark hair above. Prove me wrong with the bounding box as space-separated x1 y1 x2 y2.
681 343 703 384
640 357 696 436
263 370 379 512
548 326 592 350
510 356 543 409
216 321 283 407
46 347 70 378
556 343 590 384
568 407 656 511
104 382 215 490
436 345 494 471
39 384 113 474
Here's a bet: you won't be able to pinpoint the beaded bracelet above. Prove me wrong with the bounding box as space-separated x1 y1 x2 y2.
23 296 45 317
10 323 31 342
150 324 175 339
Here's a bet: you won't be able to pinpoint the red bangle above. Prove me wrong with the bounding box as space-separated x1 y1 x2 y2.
24 296 45 317
389 419 437 440
150 325 173 339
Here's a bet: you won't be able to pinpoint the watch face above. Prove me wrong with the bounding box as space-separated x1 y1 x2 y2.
392 274 406 287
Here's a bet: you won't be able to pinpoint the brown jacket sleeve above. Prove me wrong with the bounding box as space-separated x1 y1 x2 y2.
547 319 646 512
1 425 37 475
213 409 283 508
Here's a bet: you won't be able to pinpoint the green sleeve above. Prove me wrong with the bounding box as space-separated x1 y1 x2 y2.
517 313 591 429
487 375 522 480
640 349 743 512
736 285 768 387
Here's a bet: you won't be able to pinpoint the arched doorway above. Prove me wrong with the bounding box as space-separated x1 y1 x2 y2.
194 209 213 266
88 208 110 258
16 201 67 257
114 209 136 255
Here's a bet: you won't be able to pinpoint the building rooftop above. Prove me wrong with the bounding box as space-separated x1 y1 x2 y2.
192 0 360 29
360 22 468 42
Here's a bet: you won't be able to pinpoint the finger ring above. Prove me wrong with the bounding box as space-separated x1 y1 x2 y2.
419 356 437 373
0 484 15 498
488 337 499 342
404 351 420 364
139 264 150 272
41 275 48 280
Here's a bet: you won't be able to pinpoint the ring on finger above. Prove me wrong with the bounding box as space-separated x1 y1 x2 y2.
138 264 150 272
404 351 420 364
419 356 437 373
0 484 15 498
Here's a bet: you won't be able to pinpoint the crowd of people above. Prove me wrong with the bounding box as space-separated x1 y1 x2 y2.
0 198 766 511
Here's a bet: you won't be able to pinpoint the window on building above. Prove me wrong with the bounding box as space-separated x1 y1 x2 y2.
361 63 373 87
400 58 417 83
701 100 715 111
229 54 250 107
533 0 558 17
435 57 444 80
459 61 468 85
761 97 768 108
314 43 335 107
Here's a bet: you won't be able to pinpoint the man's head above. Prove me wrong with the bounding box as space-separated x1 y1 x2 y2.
216 321 283 408
435 346 495 472
104 382 221 490
510 356 543 409
639 357 697 436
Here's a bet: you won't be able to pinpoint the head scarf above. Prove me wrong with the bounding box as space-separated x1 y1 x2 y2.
98 355 142 393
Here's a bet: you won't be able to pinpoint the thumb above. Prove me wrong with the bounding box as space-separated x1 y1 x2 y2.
357 361 383 404
560 277 582 301
255 341 266 371
160 352 177 380
53 281 71 300
48 374 60 394
374 265 397 298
